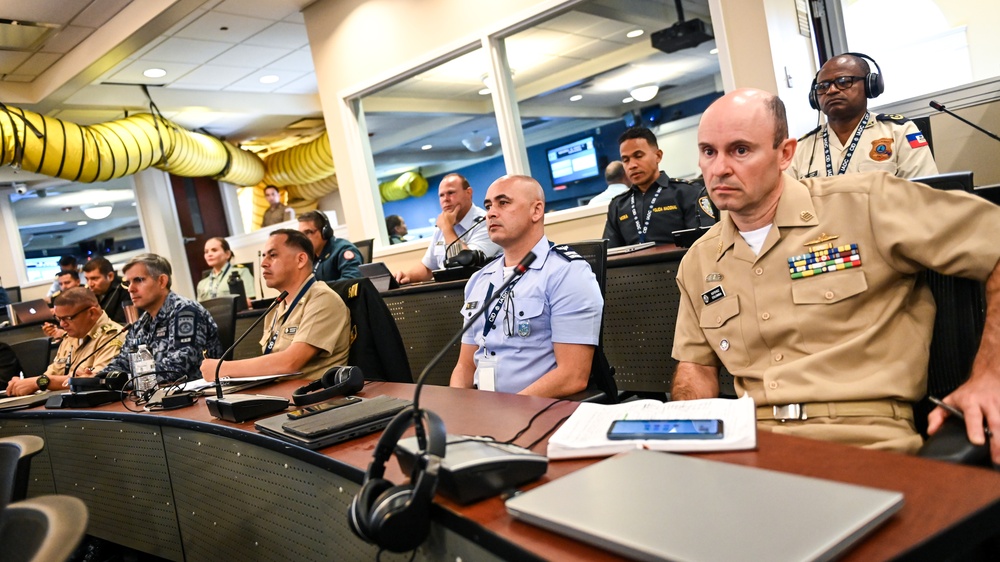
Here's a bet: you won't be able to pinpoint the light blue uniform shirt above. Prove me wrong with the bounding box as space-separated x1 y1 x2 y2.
459 236 603 394
421 205 500 270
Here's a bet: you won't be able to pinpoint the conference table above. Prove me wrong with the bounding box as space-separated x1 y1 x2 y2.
2 380 999 561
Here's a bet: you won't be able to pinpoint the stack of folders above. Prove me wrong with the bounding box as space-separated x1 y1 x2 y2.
546 394 756 459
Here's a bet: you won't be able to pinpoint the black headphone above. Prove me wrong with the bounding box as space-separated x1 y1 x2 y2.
291 365 364 406
348 407 446 552
68 371 128 393
443 249 487 269
316 211 333 241
808 52 883 110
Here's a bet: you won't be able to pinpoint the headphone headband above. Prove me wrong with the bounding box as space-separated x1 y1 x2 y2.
808 51 883 110
291 365 364 406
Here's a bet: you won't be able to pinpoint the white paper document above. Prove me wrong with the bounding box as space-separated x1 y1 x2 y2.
179 373 299 393
546 395 756 459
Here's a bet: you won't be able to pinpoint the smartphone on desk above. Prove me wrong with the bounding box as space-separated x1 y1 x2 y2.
286 396 360 420
607 419 724 440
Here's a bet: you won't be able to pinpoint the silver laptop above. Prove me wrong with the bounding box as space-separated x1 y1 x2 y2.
6 299 54 326
506 449 903 562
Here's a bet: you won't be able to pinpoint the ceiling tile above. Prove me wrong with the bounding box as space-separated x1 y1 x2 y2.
39 25 93 54
273 73 317 94
169 65 254 90
17 52 61 76
214 0 307 22
1 0 93 26
225 69 307 92
211 44 291 67
266 48 314 73
244 22 308 50
174 11 274 44
72 0 131 28
106 60 199 85
141 37 234 64
0 51 32 74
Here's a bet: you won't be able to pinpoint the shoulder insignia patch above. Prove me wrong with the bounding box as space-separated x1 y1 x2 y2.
343 250 356 261
233 264 245 269
176 309 197 338
876 113 909 124
798 125 822 141
671 177 694 185
551 244 584 261
699 196 716 219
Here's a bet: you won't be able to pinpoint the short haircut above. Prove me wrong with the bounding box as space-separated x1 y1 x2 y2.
53 286 99 308
605 161 626 183
618 126 658 149
442 173 471 190
765 94 789 149
843 53 871 76
264 185 280 195
385 214 403 232
270 228 315 266
58 255 78 267
123 253 173 289
207 237 233 262
82 256 115 276
57 270 78 280
297 210 327 230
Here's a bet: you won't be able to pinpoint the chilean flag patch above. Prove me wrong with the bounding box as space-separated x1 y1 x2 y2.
907 132 928 148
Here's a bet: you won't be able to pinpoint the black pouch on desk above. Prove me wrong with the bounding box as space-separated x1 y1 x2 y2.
255 395 411 449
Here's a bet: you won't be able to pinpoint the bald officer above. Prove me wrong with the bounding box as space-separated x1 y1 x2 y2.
450 175 603 398
672 88 1000 463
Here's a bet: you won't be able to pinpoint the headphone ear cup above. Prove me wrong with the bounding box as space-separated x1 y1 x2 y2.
867 71 884 98
369 484 426 552
349 478 393 541
808 77 819 110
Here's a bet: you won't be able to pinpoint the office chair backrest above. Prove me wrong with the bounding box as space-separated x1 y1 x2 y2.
0 435 44 510
9 338 52 379
353 238 374 265
201 295 238 359
3 287 21 303
0 495 88 562
566 239 617 403
326 278 412 382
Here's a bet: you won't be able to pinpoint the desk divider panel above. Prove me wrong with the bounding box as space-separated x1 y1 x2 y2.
233 312 266 360
0 419 56 497
43 418 184 561
384 288 466 386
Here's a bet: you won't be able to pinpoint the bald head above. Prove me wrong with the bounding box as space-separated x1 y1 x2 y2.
484 175 546 257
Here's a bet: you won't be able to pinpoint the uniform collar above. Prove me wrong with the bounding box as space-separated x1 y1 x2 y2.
716 173 818 262
490 235 550 277
84 312 114 340
629 170 669 194
458 204 487 232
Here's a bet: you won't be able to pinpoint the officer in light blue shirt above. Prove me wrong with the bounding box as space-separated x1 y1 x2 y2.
451 175 603 398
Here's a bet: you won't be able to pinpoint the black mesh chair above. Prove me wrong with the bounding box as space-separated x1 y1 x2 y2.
564 239 618 404
0 495 88 562
201 296 238 359
0 435 44 510
352 238 374 265
9 339 51 379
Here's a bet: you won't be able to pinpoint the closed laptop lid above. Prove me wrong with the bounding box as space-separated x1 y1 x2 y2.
506 449 903 562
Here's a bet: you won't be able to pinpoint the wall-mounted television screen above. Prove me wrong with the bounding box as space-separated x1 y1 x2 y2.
546 136 600 186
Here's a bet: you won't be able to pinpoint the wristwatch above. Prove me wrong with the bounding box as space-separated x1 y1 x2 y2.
36 374 50 391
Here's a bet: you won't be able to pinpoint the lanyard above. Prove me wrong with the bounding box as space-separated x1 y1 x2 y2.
264 278 316 355
823 112 870 177
629 185 664 243
208 262 231 298
482 270 526 338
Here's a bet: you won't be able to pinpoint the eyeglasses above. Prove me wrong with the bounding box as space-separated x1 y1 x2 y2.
813 75 866 94
300 228 318 236
55 307 92 323
121 276 149 289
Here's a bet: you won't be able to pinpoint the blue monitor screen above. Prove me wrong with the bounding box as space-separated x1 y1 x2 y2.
547 136 599 186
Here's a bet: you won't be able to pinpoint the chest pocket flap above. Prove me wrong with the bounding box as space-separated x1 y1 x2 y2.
791 269 868 304
516 296 545 320
699 294 740 329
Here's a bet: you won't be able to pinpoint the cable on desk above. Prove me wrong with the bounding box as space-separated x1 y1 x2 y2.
501 399 568 445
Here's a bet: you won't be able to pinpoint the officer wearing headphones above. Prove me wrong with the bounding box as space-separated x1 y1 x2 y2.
296 210 363 283
789 52 938 180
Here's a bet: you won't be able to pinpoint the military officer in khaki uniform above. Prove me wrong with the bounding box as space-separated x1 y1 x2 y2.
201 229 351 382
789 53 938 179
672 89 1000 463
6 288 125 395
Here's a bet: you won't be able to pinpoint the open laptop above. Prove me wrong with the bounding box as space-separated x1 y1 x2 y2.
607 241 655 256
6 299 54 326
255 395 411 449
671 226 713 249
506 449 903 562
359 262 400 292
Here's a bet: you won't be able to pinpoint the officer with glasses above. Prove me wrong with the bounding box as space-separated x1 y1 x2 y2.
789 53 938 180
99 254 222 383
6 287 125 395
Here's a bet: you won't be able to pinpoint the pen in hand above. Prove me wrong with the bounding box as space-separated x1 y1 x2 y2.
928 395 964 419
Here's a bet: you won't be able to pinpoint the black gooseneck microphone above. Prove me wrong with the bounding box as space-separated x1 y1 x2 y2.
443 216 486 258
213 290 288 400
205 290 290 422
929 100 1000 143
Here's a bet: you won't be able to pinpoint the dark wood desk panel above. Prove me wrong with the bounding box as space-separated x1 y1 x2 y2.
4 382 999 561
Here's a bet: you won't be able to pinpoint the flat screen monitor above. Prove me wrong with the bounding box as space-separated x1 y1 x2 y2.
547 136 600 186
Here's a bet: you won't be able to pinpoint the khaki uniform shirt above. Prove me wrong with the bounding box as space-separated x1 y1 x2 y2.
262 204 293 227
790 112 939 179
196 263 256 301
673 172 1000 408
259 276 351 380
45 312 125 379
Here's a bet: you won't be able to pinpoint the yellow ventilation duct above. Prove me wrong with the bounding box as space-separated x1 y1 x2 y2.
379 171 428 203
262 130 335 186
0 106 265 186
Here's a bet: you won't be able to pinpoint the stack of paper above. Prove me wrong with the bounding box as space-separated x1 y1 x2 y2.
546 395 756 459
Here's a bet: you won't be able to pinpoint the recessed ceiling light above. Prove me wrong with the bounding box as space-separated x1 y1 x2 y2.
478 88 491 95
259 75 280 84
143 68 166 78
622 97 634 104
421 144 433 150
710 48 719 55
629 84 659 102
626 29 644 38
570 94 583 102
484 141 493 147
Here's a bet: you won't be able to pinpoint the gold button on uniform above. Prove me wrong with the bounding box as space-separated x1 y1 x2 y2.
716 316 722 325
762 312 770 320
768 381 778 389
825 291 834 300
774 353 784 361
755 267 763 275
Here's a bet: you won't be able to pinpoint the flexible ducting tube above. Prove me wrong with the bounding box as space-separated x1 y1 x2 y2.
0 106 265 186
262 130 335 187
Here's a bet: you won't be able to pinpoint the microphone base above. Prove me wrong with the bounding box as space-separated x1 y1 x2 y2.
432 266 479 283
46 390 119 409
207 394 289 422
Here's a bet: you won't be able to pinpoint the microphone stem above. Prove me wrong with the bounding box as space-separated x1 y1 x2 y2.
213 291 288 399
931 101 1000 143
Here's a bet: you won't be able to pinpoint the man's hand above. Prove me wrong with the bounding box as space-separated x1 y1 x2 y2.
394 270 410 285
436 207 459 231
200 359 220 382
6 377 39 397
42 322 65 339
927 375 1000 464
